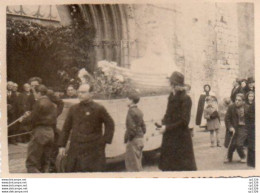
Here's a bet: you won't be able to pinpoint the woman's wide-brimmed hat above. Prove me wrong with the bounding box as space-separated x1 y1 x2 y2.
169 71 184 86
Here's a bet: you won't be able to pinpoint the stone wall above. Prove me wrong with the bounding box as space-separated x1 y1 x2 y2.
237 3 254 78
125 3 254 100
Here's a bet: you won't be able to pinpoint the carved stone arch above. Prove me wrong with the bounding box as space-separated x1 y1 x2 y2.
87 5 104 62
107 5 121 63
77 4 131 68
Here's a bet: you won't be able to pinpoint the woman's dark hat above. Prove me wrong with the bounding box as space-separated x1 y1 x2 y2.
169 71 184 86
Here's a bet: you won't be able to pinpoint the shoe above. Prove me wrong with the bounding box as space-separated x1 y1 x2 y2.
240 158 246 163
224 158 232 163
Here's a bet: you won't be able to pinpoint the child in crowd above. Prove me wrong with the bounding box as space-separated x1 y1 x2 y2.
124 90 146 171
246 91 255 105
204 96 221 147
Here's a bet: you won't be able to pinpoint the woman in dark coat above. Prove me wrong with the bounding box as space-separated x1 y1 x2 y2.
196 84 213 128
158 71 197 171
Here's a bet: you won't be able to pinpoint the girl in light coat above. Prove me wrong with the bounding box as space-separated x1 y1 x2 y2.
204 96 221 147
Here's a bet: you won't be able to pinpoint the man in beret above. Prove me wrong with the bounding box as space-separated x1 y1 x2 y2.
224 93 249 163
20 84 58 173
58 83 115 172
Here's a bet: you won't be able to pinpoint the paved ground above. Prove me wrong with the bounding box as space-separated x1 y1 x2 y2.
8 123 252 173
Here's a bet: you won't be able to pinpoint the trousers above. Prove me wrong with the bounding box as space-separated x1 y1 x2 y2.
227 126 247 160
26 126 54 173
125 137 144 172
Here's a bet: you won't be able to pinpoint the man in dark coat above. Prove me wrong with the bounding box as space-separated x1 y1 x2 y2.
7 81 18 144
21 84 57 173
230 78 241 103
245 101 255 167
224 93 248 163
14 83 34 143
158 71 197 171
58 83 115 172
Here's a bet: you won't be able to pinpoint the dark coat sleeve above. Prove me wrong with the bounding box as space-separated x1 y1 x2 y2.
100 106 115 144
166 96 192 131
23 98 57 127
58 106 73 147
224 105 233 130
22 99 41 125
49 94 64 117
126 110 138 140
245 104 255 126
196 95 206 125
230 87 239 103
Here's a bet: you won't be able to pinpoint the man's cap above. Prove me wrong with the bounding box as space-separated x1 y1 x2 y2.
247 77 255 84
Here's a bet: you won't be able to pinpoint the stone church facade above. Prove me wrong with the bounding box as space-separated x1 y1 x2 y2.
7 3 254 99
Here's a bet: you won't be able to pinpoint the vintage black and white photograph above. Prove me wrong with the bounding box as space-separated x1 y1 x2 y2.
4 2 255 175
